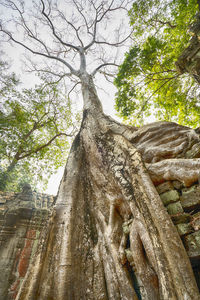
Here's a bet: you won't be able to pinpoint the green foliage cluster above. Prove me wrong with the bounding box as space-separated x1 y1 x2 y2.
115 0 200 126
0 60 78 191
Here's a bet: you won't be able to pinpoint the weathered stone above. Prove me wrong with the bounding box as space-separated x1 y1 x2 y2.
182 185 197 195
167 202 184 215
172 180 184 190
0 191 54 210
176 223 193 236
0 196 6 204
0 199 52 300
171 213 191 225
21 182 32 193
18 201 35 209
180 185 200 211
191 212 200 231
156 181 174 194
160 190 179 205
184 231 200 259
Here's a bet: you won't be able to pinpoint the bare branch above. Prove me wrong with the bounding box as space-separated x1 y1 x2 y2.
0 0 132 83
92 62 119 76
0 25 78 75
84 0 131 51
67 81 81 99
151 17 176 29
26 66 72 78
40 0 80 52
95 31 132 48
72 0 92 33
41 74 69 90
83 4 98 50
8 1 51 54
55 4 84 47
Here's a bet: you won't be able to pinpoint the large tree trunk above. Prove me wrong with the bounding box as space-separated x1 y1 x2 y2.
1 75 200 299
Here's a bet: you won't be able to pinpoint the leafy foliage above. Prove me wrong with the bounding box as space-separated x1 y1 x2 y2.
115 0 200 126
0 61 78 191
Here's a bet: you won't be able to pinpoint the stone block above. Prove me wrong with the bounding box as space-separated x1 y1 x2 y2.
176 223 193 236
167 202 183 215
160 190 179 206
182 185 196 195
191 212 200 231
180 185 200 211
184 231 200 259
156 181 174 194
172 180 184 190
0 196 6 204
0 209 6 215
18 201 35 209
171 213 191 225
49 196 54 203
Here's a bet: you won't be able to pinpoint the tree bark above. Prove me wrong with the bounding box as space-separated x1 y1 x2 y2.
3 75 200 299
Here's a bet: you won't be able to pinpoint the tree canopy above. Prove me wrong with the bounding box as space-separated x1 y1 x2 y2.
114 0 200 126
0 59 77 191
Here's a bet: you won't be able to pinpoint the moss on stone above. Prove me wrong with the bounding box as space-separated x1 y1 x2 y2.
171 213 191 225
167 202 183 215
176 223 193 236
160 190 180 206
156 181 174 194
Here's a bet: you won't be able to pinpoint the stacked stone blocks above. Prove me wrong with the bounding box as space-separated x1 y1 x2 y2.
156 180 200 265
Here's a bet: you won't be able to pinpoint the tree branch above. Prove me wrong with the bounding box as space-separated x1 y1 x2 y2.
94 30 132 48
40 0 80 52
56 5 84 47
0 25 78 75
8 1 51 55
92 62 119 76
136 75 179 118
150 18 176 29
19 132 72 160
67 81 81 98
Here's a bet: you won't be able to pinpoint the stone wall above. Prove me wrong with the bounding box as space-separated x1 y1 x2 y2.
0 186 55 210
156 180 200 289
156 181 200 263
0 187 55 299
